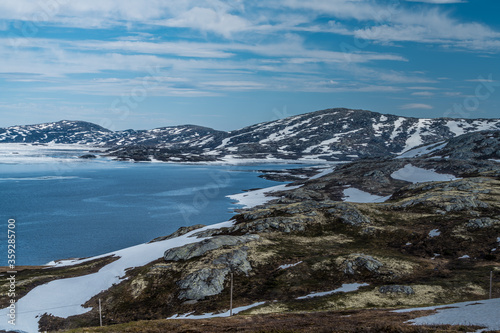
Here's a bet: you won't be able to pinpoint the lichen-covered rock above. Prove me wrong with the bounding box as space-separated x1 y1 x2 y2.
177 267 229 300
177 247 253 300
327 203 371 226
342 254 383 275
212 247 252 274
466 217 500 229
130 275 148 298
394 192 489 212
242 209 273 220
231 216 313 234
164 235 259 261
379 285 414 295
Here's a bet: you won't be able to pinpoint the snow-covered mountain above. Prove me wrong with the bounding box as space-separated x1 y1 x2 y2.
205 108 500 161
0 120 113 144
1 108 499 161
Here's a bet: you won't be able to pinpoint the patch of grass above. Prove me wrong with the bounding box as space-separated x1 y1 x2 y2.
58 308 483 333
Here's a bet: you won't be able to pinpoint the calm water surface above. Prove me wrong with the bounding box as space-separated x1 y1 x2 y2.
0 159 302 265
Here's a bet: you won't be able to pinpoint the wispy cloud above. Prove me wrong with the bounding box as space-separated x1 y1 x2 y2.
411 91 434 96
400 103 434 109
406 0 467 3
0 0 498 129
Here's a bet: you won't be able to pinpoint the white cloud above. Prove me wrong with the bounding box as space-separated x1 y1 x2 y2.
0 0 497 104
466 78 496 83
400 103 434 109
161 7 250 37
277 0 391 21
406 0 466 3
277 0 500 52
411 91 434 96
352 8 500 52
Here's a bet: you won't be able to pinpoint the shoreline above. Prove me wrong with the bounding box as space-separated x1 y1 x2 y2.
1 161 322 269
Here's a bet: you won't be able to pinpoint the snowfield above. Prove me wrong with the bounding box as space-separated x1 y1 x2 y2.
227 184 303 209
395 298 500 331
396 142 447 159
0 221 235 333
343 187 391 203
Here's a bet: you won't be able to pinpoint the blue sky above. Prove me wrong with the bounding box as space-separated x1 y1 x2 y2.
0 0 499 131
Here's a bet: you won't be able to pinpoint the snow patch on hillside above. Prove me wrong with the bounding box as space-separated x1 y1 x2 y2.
227 184 302 209
396 142 447 159
0 221 235 333
343 187 390 203
391 164 458 183
168 301 266 319
395 298 500 331
296 283 369 300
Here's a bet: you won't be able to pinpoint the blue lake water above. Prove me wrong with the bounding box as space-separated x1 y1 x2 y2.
0 159 301 266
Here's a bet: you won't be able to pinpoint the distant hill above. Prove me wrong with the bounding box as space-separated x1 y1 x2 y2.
1 108 499 161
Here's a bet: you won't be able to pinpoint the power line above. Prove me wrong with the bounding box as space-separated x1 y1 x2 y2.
13 303 91 315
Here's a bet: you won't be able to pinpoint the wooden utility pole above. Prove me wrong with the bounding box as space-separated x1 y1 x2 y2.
99 298 103 327
490 271 493 299
230 272 234 316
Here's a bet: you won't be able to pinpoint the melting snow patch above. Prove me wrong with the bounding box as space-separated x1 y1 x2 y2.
458 255 470 259
429 229 441 238
168 301 266 319
279 261 303 270
396 142 447 159
343 187 390 203
391 164 458 183
296 283 369 300
394 298 500 331
227 184 303 209
309 167 335 180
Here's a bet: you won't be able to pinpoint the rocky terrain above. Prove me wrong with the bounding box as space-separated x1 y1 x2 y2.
2 129 499 332
1 114 500 332
1 108 500 162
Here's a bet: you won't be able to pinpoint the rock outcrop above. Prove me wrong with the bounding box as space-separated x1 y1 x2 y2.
379 285 415 295
466 217 500 229
341 254 384 275
177 247 253 300
164 235 259 262
327 203 371 226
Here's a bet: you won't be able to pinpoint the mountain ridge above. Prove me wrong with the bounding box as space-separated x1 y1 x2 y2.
1 108 500 161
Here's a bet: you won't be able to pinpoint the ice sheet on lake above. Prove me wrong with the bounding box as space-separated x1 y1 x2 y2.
0 221 235 333
0 143 104 165
227 184 303 209
391 164 458 183
343 187 391 203
394 298 500 331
